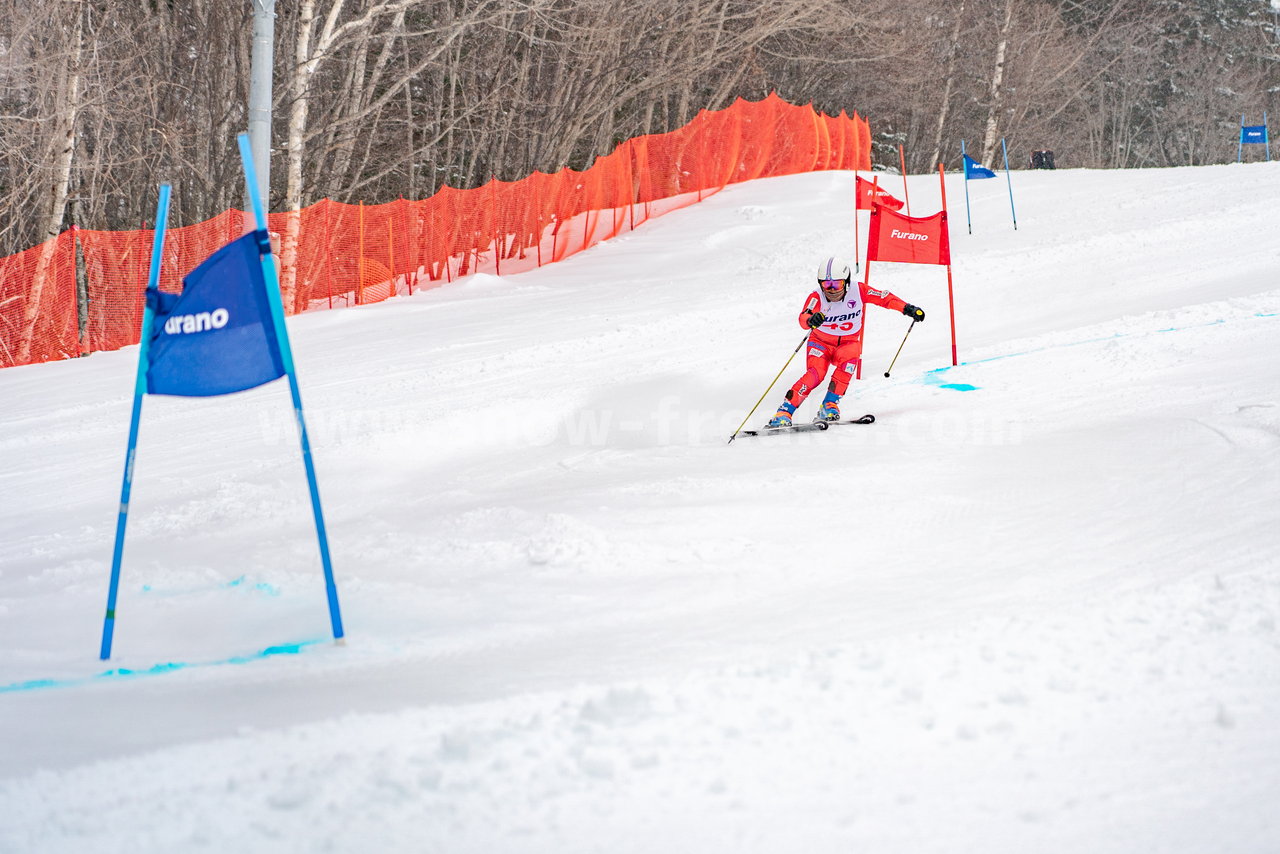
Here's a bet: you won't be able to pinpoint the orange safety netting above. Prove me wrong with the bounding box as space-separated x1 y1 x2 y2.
0 93 869 370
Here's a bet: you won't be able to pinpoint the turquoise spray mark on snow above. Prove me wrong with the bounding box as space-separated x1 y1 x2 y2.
140 575 281 598
225 576 282 597
907 312 1276 385
0 640 323 694
919 367 982 392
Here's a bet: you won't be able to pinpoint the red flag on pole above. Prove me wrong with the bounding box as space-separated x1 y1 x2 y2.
855 176 904 211
866 206 951 266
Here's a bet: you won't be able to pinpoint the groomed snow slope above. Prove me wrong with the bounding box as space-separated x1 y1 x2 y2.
1 162 1278 853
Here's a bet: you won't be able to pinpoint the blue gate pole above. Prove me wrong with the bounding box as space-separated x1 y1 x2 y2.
101 184 171 660
236 134 345 643
1001 138 1018 231
1266 112 1271 162
961 140 973 234
1238 115 1244 163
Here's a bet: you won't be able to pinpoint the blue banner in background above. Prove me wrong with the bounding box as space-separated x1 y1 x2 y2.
1240 125 1268 143
963 154 996 179
146 232 285 397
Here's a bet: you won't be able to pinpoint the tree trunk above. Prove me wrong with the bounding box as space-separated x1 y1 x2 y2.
17 0 82 364
980 0 1015 167
929 0 965 169
280 0 322 315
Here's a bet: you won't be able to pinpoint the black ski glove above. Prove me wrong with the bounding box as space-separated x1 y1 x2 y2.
806 311 826 329
902 304 925 322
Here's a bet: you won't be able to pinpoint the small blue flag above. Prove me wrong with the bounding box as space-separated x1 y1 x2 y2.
963 154 997 179
146 232 286 397
1240 125 1267 143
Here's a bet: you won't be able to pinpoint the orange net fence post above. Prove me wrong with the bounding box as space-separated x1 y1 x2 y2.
353 200 400 306
0 96 870 369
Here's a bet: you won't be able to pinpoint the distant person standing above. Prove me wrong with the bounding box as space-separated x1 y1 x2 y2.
766 257 925 428
1030 150 1056 169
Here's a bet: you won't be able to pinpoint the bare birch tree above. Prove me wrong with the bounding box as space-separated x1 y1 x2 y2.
14 0 83 363
979 0 1016 166
929 0 967 169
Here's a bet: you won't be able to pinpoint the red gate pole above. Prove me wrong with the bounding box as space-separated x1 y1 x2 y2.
859 176 882 382
898 144 912 217
939 164 957 366
853 171 860 274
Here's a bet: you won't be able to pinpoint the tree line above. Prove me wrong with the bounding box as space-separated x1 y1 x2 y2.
1 0 1275 258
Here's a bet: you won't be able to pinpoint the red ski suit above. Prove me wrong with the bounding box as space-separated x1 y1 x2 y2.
785 282 907 405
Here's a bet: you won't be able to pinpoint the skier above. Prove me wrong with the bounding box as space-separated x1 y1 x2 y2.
766 257 925 428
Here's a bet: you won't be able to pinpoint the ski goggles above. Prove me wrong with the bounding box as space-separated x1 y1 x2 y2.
820 278 848 291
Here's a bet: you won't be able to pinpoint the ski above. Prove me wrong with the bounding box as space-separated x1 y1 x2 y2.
739 413 874 438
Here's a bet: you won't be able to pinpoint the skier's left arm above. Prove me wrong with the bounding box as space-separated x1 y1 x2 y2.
864 285 925 322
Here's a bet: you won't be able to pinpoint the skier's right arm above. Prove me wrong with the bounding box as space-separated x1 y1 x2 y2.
797 291 823 330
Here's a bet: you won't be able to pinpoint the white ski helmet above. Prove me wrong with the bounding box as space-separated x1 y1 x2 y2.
816 256 851 298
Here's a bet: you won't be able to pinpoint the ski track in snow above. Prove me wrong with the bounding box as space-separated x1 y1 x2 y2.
1 163 1279 853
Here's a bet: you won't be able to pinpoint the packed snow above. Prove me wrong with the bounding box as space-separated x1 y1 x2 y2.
1 162 1278 853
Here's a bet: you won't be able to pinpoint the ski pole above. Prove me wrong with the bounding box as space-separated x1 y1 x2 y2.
883 319 917 378
728 332 810 444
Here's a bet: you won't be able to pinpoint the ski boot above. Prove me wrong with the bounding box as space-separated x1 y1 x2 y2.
766 401 796 429
815 392 841 423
